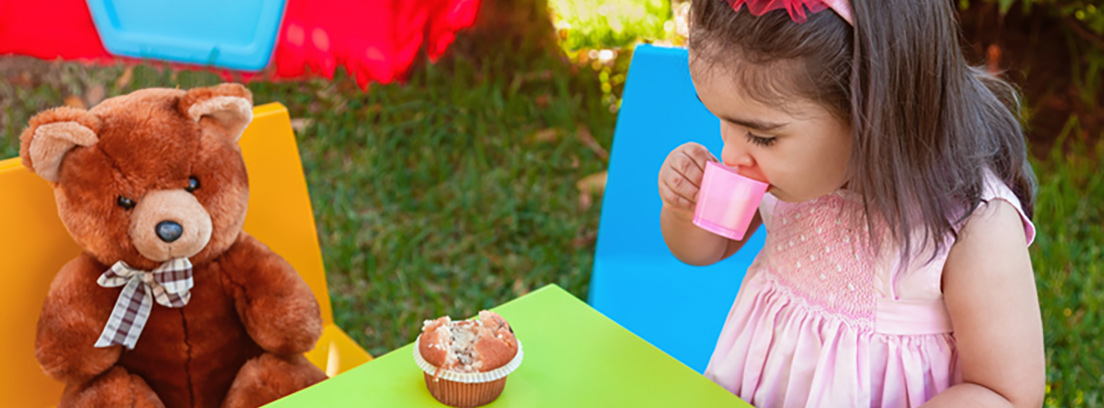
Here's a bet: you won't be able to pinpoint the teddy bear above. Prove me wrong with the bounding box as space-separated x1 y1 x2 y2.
20 84 328 408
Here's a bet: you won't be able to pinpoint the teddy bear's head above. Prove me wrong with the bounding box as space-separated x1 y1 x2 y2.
20 84 255 270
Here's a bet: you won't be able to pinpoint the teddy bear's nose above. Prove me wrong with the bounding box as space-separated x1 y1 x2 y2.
155 221 184 243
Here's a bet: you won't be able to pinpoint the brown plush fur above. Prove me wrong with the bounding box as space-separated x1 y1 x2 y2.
222 354 326 407
22 84 326 408
60 366 164 408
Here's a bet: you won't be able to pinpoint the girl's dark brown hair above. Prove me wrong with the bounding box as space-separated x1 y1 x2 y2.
690 0 1036 263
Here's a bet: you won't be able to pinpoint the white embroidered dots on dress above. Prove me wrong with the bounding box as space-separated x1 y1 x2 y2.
763 193 876 326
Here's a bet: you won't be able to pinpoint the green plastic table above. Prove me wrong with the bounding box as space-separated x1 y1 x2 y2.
269 284 751 407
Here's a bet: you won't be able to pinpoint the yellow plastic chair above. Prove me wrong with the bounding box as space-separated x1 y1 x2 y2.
0 103 372 407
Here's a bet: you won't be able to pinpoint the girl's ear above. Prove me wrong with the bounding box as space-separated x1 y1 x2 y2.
177 83 254 142
19 107 101 182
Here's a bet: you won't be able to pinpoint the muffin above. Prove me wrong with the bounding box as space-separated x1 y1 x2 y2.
413 310 523 407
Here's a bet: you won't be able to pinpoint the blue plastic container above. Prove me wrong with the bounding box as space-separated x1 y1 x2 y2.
85 0 286 71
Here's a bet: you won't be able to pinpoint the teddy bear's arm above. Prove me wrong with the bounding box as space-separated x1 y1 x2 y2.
222 234 323 355
35 254 123 383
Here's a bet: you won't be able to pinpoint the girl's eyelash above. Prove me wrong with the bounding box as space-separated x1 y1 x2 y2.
746 131 777 147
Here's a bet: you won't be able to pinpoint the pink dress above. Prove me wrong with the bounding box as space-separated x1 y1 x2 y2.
704 170 1036 407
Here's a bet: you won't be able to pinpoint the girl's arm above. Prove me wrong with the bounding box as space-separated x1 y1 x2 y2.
923 200 1045 408
661 207 761 266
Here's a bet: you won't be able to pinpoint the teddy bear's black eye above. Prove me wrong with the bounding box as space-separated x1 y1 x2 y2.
185 176 200 193
117 196 135 210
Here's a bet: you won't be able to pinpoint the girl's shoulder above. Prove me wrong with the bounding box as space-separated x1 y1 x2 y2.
969 168 1035 245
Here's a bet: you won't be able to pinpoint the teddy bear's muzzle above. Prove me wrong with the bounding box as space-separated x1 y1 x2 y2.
129 190 213 262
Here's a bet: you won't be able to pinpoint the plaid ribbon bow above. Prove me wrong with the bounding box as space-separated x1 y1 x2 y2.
94 258 194 349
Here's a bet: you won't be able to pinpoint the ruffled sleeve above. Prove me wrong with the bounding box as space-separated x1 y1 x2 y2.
980 168 1036 245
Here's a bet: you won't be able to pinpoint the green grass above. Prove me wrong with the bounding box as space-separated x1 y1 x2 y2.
1033 124 1104 407
255 52 617 356
1 5 1102 404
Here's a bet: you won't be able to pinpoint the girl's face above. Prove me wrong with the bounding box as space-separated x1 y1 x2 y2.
690 55 854 203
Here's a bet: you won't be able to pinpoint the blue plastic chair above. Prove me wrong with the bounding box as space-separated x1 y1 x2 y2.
587 44 766 373
85 0 286 71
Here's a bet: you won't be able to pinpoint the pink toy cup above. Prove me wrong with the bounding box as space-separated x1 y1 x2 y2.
693 161 769 241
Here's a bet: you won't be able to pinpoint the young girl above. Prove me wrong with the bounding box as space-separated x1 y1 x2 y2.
658 0 1044 406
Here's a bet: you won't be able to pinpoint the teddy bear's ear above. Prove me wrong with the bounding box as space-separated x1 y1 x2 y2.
19 107 101 182
178 83 254 142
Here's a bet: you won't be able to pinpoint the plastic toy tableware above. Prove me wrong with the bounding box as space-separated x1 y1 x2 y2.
693 161 769 241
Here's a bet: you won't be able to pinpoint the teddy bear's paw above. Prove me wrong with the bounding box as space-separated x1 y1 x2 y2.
59 366 165 408
222 353 327 408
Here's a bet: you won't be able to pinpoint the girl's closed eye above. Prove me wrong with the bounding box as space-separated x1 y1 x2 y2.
746 131 776 147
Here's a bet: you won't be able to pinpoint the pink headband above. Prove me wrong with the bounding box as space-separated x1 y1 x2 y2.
725 0 853 25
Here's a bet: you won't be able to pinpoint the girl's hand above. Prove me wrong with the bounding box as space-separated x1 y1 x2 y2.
658 142 718 220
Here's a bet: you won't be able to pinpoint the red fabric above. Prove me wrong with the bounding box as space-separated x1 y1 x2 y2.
0 0 112 61
0 0 479 89
271 0 480 89
725 0 830 23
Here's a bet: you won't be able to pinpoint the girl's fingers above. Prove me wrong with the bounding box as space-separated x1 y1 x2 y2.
658 142 715 213
687 142 718 162
674 150 707 188
659 175 697 211
664 169 699 202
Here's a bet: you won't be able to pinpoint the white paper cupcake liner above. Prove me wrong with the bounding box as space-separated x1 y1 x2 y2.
413 338 524 383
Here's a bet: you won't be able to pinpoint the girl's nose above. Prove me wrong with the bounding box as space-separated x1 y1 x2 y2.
720 130 758 168
721 140 768 184
720 125 748 166
721 142 753 168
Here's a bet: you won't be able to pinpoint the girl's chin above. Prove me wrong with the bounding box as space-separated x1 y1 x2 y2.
768 187 823 203
766 185 787 200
